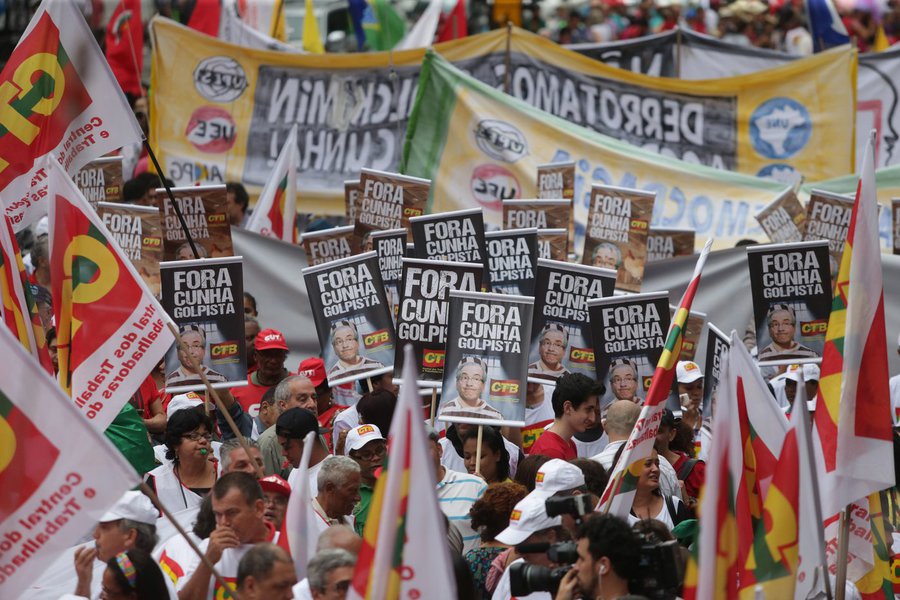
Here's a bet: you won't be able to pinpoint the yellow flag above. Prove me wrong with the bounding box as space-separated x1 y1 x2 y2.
875 24 890 51
270 0 287 41
303 0 325 53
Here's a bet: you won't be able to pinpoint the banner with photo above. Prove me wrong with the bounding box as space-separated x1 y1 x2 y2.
75 156 123 209
370 228 406 324
503 199 570 231
529 259 616 384
158 185 233 261
402 52 791 252
410 208 488 271
301 225 355 266
302 252 395 387
537 162 575 252
702 322 730 414
803 189 854 281
437 290 533 426
96 202 163 296
672 306 706 362
353 169 429 251
537 228 568 261
755 188 807 244
746 241 832 365
160 257 247 393
582 184 655 292
394 258 483 387
587 291 671 409
646 228 694 263
485 228 538 296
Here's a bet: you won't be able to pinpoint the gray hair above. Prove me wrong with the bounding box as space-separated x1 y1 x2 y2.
219 438 261 472
307 549 355 592
316 524 360 553
118 519 157 553
317 456 360 490
274 375 310 404
237 542 292 588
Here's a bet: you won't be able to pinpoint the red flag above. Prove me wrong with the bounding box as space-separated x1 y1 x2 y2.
104 0 144 97
436 0 467 42
187 0 223 37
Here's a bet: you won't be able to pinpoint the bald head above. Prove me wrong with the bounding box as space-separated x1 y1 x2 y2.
603 400 642 441
316 524 362 556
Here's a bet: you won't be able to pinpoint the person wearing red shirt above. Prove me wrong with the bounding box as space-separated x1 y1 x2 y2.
528 373 602 461
129 374 166 439
655 409 705 509
297 356 347 452
232 329 292 422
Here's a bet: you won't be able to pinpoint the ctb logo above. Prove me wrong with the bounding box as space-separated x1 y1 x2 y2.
423 350 445 368
569 347 594 363
363 329 389 349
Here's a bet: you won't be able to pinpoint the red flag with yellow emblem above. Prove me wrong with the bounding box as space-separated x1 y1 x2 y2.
47 158 174 430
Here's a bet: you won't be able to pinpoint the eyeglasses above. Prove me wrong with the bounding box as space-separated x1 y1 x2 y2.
611 375 636 385
183 432 212 442
327 580 351 593
458 375 484 385
264 495 288 507
540 340 565 349
351 445 386 462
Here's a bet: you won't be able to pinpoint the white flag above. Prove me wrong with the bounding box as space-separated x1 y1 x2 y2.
246 124 299 244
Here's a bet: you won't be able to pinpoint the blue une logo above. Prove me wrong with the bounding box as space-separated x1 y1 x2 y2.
749 98 812 159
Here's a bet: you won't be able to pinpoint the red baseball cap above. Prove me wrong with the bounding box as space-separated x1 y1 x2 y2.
256 328 289 351
258 475 291 497
297 357 327 387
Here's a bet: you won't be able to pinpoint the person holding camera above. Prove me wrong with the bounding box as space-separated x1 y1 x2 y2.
554 514 641 600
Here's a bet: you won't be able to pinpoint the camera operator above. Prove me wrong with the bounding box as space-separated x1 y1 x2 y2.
554 514 641 600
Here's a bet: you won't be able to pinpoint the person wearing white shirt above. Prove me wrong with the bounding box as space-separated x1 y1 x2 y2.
310 456 360 537
276 407 332 497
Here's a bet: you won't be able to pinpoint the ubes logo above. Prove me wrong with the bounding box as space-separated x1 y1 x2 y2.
193 57 247 103
801 320 827 335
211 341 239 359
364 328 390 349
490 380 519 396
474 120 528 163
569 347 594 363
423 350 445 368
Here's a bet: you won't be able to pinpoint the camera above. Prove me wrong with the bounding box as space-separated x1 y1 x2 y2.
544 494 593 519
508 561 572 596
631 539 683 600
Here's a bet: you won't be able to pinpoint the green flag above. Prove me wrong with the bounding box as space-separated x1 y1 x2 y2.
363 0 406 50
105 402 156 477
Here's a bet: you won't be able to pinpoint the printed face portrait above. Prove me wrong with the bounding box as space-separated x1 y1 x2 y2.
610 362 638 401
332 325 360 362
592 243 620 270
179 330 206 368
456 363 486 405
768 309 796 346
539 329 567 367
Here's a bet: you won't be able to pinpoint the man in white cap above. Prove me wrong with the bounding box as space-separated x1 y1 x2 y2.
72 491 159 597
784 363 821 412
675 360 704 429
890 333 900 428
530 459 592 538
344 424 386 535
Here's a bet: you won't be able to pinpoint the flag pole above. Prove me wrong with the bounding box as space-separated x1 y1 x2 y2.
143 140 202 260
834 508 850 600
140 482 242 600
429 388 437 427
167 322 266 479
474 424 484 476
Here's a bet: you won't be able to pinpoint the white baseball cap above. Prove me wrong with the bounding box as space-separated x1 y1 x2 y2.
344 424 385 455
676 361 703 384
166 392 204 419
784 363 821 383
99 491 158 525
495 493 562 546
531 459 585 498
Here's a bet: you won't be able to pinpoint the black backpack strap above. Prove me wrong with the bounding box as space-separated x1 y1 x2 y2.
677 458 698 481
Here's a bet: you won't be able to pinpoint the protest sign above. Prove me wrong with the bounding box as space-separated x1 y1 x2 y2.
301 225 355 266
0 326 139 598
746 241 832 365
537 162 576 252
485 228 538 296
410 209 488 282
503 199 570 231
74 157 123 209
646 228 695 263
702 322 730 414
2 0 142 231
803 189 854 281
370 228 406 324
755 188 807 244
158 185 233 261
160 257 247 393
537 228 569 261
302 252 395 387
354 169 429 251
402 52 791 252
587 291 671 408
345 180 360 225
96 203 163 296
529 259 616 384
893 199 900 255
582 184 655 292
394 258 483 387
671 306 706 362
437 290 534 426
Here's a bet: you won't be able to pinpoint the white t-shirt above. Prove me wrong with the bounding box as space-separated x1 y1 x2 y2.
592 441 681 499
626 496 685 531
889 373 900 427
287 458 327 498
573 431 607 458
176 527 279 599
491 558 552 600
292 578 313 600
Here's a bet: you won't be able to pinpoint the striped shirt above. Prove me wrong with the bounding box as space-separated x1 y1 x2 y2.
436 469 487 554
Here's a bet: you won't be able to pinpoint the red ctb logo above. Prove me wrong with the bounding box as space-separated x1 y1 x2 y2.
363 329 389 349
490 380 519 396
510 509 522 523
801 320 827 335
211 341 239 359
423 350 445 368
569 347 594 363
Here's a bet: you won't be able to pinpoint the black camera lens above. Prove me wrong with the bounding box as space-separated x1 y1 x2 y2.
509 562 572 596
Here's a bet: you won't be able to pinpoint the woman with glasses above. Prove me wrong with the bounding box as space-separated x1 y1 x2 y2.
145 406 218 509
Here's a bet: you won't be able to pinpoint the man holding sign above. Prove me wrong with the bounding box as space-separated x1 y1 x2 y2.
438 356 503 421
